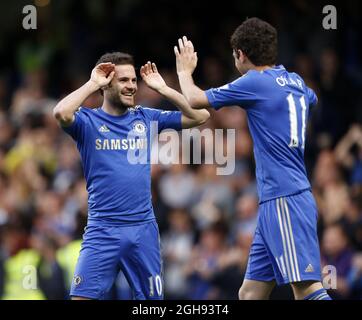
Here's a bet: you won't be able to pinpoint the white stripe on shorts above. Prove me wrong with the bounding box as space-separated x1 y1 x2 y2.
276 198 293 282
283 197 301 282
279 197 297 282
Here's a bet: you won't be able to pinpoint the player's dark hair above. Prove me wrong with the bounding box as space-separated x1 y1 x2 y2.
230 17 277 66
96 52 134 67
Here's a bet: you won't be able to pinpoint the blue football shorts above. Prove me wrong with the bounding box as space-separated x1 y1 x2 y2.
245 190 322 285
70 219 163 300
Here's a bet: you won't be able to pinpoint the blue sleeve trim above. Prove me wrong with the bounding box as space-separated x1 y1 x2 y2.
205 89 222 110
61 110 83 140
160 111 182 132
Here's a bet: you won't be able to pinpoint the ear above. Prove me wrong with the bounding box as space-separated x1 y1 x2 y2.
237 49 244 61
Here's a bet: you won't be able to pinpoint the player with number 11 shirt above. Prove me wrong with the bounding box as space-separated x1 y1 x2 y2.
175 17 331 300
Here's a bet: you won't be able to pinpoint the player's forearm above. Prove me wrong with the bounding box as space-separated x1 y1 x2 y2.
177 72 208 109
335 137 353 159
53 80 99 124
158 85 209 124
334 131 361 167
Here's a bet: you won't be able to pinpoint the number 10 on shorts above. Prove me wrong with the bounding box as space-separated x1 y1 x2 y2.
148 275 163 297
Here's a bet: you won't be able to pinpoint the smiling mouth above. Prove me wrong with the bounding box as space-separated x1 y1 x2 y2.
122 93 134 98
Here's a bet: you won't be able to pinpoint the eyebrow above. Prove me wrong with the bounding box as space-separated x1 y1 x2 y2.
118 77 137 81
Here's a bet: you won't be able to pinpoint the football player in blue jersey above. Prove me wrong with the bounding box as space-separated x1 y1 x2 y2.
175 18 331 300
53 52 210 300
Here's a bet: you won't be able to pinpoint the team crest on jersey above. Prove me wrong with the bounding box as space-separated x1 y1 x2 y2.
132 121 147 134
73 275 82 286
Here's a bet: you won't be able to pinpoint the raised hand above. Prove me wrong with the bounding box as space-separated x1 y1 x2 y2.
140 61 167 92
347 124 362 142
90 62 115 89
174 36 198 75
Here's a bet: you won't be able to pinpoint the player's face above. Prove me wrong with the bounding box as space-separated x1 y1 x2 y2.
106 64 137 108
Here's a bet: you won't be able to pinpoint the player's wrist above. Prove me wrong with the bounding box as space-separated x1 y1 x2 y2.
177 70 193 77
86 79 102 92
157 84 170 95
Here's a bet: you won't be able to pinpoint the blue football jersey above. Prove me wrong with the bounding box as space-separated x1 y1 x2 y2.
62 106 182 225
205 65 317 203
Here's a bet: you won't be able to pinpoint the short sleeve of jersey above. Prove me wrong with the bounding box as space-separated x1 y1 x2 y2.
61 107 86 141
205 74 257 110
306 86 318 107
142 107 182 133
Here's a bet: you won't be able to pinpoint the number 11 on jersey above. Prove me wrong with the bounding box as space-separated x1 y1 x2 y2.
287 93 307 149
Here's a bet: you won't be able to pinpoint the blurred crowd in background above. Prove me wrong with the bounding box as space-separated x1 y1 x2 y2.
0 0 362 300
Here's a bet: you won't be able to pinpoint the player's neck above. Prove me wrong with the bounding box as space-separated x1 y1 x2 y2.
102 101 128 116
239 62 275 75
253 65 275 72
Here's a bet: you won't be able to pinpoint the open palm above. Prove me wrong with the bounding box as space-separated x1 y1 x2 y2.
174 36 198 75
140 62 167 91
90 62 115 88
